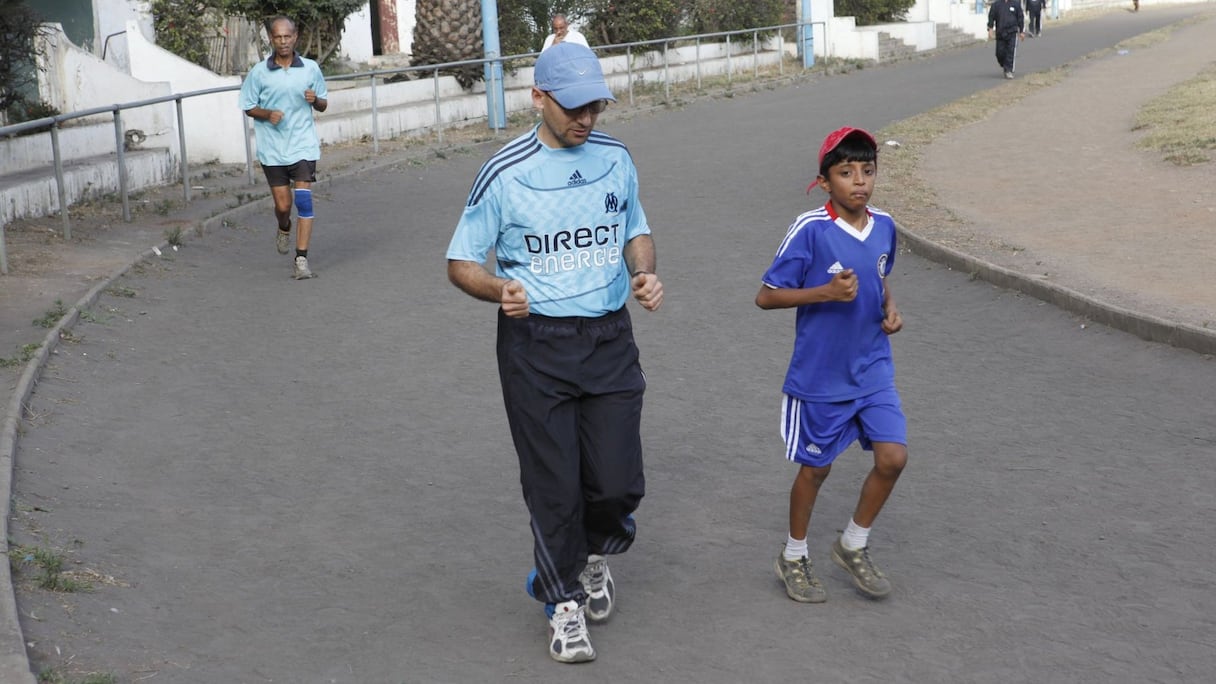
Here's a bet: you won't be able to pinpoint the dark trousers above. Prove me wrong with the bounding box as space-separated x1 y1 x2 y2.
1028 9 1042 35
995 32 1019 72
497 307 646 605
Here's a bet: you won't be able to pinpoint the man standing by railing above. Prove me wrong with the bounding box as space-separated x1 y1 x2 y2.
542 14 590 52
239 15 328 280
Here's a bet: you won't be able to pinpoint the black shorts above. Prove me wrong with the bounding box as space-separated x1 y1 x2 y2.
262 160 317 187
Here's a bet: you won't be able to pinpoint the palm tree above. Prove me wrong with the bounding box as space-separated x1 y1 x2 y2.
411 0 484 88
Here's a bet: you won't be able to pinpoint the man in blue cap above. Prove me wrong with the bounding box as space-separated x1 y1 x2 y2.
446 42 664 663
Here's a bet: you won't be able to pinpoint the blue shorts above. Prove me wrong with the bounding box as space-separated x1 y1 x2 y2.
781 388 907 467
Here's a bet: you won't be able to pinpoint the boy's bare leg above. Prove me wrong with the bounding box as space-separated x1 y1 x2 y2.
851 442 907 527
789 464 831 539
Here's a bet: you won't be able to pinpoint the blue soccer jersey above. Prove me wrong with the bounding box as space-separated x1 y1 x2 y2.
761 203 898 402
446 127 650 318
239 54 327 166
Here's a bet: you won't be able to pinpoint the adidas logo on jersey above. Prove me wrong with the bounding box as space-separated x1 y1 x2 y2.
568 170 586 186
827 261 844 274
806 443 822 455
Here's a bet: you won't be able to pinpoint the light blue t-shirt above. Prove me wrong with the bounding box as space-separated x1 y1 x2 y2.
446 127 651 318
239 54 327 166
761 203 898 402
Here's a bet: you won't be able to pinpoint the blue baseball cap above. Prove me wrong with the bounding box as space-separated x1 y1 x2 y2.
534 42 616 109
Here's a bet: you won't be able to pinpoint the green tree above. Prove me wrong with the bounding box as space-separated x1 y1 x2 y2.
688 0 786 34
834 0 916 26
582 0 689 47
0 0 51 120
218 0 365 64
411 0 485 88
150 0 221 69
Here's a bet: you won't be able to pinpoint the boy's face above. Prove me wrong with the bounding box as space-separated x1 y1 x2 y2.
818 160 876 214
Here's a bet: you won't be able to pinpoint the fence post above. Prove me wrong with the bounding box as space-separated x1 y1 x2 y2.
696 37 702 90
113 108 131 222
663 42 670 102
371 74 380 155
627 47 634 106
753 31 759 79
242 109 255 185
0 217 7 275
176 97 190 204
434 68 444 145
779 32 784 76
727 35 733 84
50 122 71 240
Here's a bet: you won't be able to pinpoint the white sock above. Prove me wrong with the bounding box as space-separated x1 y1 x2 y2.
783 535 808 561
841 519 870 550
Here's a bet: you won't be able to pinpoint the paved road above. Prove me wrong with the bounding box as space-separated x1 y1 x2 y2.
6 6 1215 682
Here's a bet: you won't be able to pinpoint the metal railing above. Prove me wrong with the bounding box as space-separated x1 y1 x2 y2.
0 21 817 275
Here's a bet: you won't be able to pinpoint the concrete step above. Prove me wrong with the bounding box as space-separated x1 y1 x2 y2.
0 148 176 225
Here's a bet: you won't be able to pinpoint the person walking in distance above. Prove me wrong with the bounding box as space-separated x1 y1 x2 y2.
988 0 1026 79
446 42 663 663
239 15 327 279
1025 0 1044 37
758 127 908 604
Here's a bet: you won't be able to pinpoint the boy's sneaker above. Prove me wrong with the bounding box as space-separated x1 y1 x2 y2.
292 256 315 280
831 536 891 598
276 229 290 254
774 551 827 603
547 600 596 663
579 554 615 622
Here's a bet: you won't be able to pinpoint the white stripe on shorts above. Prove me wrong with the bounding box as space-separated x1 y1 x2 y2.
781 394 801 462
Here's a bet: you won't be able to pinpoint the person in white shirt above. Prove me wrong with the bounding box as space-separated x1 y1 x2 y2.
541 14 590 51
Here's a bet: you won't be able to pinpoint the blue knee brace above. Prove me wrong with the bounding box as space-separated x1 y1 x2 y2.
293 188 314 219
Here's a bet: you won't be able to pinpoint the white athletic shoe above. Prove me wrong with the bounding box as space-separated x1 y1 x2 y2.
548 600 595 663
579 554 615 622
292 255 315 280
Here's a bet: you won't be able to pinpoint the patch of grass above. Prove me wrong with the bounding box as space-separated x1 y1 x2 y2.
0 343 42 368
164 225 184 246
154 198 175 215
104 284 137 298
33 299 68 328
1133 62 1216 165
38 668 118 684
8 545 93 593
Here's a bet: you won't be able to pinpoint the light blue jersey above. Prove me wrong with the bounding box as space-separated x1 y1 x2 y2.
239 54 327 166
762 203 897 402
447 127 650 318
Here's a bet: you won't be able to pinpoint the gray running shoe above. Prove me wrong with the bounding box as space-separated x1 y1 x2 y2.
579 554 615 622
774 550 827 603
548 600 596 663
292 255 315 280
831 536 891 598
276 228 290 255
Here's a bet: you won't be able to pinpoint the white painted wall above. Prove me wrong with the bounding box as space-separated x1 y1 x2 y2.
98 0 153 70
36 23 176 149
125 21 245 163
341 0 418 62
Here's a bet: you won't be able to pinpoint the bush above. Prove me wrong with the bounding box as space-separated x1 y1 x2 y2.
5 96 59 125
151 0 219 69
0 0 48 114
689 0 786 35
834 0 916 26
583 0 688 47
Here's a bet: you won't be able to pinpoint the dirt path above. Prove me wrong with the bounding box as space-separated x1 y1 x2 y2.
920 13 1216 332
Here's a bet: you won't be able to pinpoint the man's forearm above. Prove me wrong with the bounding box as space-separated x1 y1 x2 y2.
624 234 656 276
